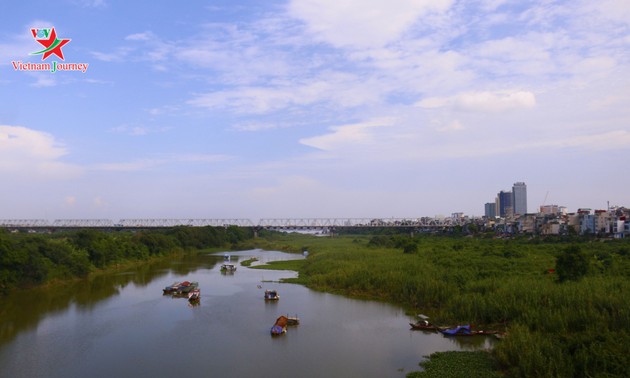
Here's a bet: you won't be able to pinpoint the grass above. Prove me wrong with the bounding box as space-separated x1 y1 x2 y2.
256 233 630 377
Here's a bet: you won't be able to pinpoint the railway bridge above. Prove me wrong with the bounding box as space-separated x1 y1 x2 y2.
0 217 469 231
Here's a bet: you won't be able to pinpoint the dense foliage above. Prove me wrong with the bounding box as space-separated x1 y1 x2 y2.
0 226 252 293
262 233 630 378
407 351 500 378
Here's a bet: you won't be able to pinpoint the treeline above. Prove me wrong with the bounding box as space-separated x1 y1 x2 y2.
0 226 253 293
274 233 630 377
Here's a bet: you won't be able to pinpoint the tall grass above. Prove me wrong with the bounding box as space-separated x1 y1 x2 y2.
261 233 630 377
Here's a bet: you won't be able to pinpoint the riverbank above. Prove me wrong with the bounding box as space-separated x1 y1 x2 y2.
252 232 630 377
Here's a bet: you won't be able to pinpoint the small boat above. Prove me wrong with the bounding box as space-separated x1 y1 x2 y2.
220 264 237 273
264 290 279 300
439 324 474 336
188 288 200 301
409 320 437 331
163 281 184 294
409 314 436 331
286 315 300 326
177 281 199 294
270 316 288 336
438 324 498 336
223 254 231 260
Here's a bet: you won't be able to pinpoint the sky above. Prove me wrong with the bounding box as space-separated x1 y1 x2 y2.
1 0 629 222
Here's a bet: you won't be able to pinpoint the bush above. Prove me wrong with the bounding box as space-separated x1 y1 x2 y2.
556 245 589 282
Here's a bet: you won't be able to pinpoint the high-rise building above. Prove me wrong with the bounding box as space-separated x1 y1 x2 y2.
484 202 497 218
497 190 512 217
512 182 527 215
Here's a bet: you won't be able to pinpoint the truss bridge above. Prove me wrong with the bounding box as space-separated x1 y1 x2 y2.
0 217 468 230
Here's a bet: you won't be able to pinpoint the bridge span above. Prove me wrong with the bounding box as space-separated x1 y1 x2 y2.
0 217 469 229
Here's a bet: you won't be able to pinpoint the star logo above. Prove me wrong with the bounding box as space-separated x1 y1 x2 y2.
30 27 71 61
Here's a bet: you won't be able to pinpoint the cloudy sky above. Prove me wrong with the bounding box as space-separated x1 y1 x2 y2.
1 0 629 221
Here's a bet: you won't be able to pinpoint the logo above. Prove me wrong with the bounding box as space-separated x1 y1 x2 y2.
11 27 89 73
30 27 71 60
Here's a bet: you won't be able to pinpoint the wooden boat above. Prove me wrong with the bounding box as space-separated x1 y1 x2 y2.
220 264 237 273
270 316 288 335
409 320 437 331
264 290 279 300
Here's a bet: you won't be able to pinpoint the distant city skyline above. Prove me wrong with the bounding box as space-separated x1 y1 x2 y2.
2 1 628 220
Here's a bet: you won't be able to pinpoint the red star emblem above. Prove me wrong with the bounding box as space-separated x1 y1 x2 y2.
30 27 71 61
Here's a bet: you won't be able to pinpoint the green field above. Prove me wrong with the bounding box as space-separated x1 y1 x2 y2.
252 232 630 378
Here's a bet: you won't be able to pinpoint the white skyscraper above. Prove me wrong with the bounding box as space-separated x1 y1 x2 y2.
512 182 528 215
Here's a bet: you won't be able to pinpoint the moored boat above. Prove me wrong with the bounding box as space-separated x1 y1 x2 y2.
409 320 437 331
270 316 288 335
163 281 185 294
286 315 300 326
220 264 237 273
264 290 279 300
438 324 498 336
178 281 199 294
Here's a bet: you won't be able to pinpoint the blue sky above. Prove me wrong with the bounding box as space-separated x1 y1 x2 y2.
1 0 629 221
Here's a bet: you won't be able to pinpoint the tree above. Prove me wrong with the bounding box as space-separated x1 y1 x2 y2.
555 245 589 282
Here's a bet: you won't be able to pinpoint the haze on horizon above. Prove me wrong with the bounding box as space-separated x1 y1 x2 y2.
1 0 628 220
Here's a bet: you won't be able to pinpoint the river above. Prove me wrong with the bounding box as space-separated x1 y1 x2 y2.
0 249 493 378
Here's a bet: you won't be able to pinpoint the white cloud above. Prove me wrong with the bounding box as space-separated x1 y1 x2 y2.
288 0 454 48
0 125 82 178
188 72 382 114
125 32 154 41
299 118 395 150
417 90 536 112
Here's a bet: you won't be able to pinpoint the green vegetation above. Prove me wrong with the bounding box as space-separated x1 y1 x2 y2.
0 226 253 293
249 258 306 273
240 257 258 267
407 351 500 378
257 233 630 378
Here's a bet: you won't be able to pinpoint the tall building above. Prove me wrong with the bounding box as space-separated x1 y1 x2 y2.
484 202 497 218
497 190 513 217
512 182 528 215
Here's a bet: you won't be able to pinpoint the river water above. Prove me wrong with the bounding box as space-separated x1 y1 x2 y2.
0 249 493 378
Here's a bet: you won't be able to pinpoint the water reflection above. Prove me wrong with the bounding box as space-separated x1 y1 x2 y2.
0 253 223 345
0 249 494 378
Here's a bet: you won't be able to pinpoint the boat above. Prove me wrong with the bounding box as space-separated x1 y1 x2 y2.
163 281 184 294
220 264 237 273
409 320 437 331
286 315 300 326
438 324 498 336
264 290 279 300
188 288 200 301
179 281 198 293
439 324 474 336
270 316 288 335
409 314 436 331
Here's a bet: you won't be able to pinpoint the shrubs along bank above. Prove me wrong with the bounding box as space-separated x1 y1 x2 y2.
262 233 630 378
0 226 253 293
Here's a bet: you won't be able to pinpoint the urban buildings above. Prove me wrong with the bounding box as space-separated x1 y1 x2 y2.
484 182 527 218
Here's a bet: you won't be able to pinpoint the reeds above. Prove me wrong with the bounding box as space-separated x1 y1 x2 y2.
263 234 630 377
